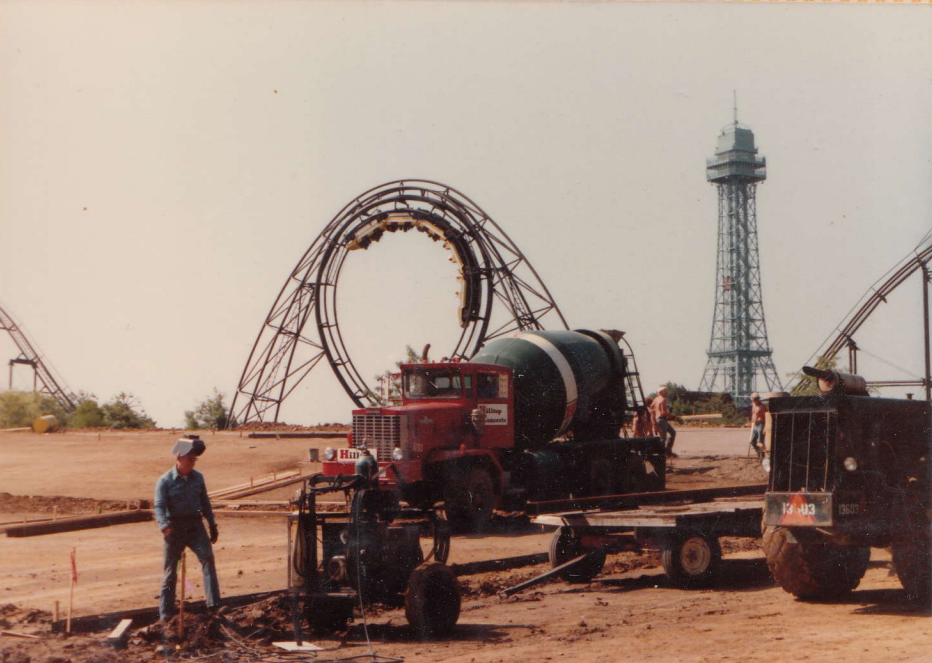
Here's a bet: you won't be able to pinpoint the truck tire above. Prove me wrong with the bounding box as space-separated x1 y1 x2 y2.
589 458 615 496
892 529 932 604
444 467 494 532
762 526 870 599
548 527 606 583
404 562 460 639
661 534 721 588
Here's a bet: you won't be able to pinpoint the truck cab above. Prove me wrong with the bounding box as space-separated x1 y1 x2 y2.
322 362 513 498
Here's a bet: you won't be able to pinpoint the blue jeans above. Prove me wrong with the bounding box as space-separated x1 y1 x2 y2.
159 520 220 621
749 423 765 456
657 417 676 451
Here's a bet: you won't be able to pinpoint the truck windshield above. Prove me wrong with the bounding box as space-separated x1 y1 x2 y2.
403 367 463 399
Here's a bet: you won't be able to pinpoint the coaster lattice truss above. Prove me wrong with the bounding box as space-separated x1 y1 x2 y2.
229 180 567 426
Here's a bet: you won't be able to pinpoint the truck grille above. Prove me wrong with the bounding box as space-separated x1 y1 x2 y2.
352 414 404 462
770 409 837 493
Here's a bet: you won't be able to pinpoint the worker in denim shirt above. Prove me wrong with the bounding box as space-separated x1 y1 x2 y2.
154 435 221 622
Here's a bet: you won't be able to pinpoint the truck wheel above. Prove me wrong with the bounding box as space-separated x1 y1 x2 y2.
548 527 606 583
762 526 870 599
892 529 932 604
404 562 460 639
444 468 494 532
589 458 615 496
661 534 721 588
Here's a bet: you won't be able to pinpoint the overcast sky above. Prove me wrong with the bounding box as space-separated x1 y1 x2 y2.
1 1 930 427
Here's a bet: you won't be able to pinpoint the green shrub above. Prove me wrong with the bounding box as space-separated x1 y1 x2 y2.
184 389 230 430
101 392 155 429
0 391 68 428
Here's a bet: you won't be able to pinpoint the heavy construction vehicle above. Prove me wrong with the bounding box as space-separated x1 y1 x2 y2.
289 459 460 638
322 329 666 529
762 366 932 603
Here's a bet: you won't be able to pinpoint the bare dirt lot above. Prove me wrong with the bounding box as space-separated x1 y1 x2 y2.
1 428 929 662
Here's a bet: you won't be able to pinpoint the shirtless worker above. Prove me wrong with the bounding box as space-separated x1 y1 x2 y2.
650 386 677 458
748 392 767 460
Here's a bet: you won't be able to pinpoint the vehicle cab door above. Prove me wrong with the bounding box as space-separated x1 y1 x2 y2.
474 369 513 449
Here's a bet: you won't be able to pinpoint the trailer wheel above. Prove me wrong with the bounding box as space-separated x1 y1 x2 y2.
661 534 721 588
444 467 494 532
589 458 615 496
404 562 461 639
762 526 870 599
548 527 606 583
892 527 932 604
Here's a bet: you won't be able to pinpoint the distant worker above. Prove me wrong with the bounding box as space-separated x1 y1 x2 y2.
650 386 677 458
634 397 655 438
748 392 767 460
154 435 221 623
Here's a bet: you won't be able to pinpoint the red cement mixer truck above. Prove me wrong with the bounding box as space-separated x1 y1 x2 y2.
322 329 666 529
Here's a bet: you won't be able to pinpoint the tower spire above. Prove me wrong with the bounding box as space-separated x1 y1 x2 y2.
733 91 738 126
699 115 783 404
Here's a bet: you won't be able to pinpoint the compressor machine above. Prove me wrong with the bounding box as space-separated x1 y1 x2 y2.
288 451 461 639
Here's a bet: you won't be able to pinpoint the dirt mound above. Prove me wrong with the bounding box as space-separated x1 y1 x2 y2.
0 493 138 517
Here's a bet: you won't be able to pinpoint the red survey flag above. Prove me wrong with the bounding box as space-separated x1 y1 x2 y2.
70 548 78 585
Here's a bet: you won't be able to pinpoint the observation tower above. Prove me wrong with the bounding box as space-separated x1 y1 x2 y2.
698 108 782 404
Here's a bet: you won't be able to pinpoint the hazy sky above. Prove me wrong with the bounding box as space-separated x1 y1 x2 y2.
1 1 930 427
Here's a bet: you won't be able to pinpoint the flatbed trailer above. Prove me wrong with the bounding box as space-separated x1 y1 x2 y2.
532 494 764 588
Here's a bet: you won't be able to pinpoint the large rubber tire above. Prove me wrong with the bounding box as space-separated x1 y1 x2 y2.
661 534 721 588
762 527 870 600
548 527 606 584
892 528 932 605
589 458 615 496
404 562 461 639
444 467 494 532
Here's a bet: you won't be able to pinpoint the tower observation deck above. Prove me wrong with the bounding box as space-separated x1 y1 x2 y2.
698 116 782 404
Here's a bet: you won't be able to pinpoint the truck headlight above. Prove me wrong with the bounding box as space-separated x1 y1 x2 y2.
843 457 858 472
392 447 405 461
324 447 336 461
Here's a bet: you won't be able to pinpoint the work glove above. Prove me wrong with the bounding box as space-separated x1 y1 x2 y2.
209 523 219 544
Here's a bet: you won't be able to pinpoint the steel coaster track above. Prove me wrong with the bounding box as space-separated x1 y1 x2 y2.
0 301 76 412
789 232 932 394
229 180 567 426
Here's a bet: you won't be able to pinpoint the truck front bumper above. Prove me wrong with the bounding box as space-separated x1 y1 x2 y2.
764 492 865 528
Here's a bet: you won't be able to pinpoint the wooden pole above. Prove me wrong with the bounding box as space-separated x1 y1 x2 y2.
66 548 76 634
178 553 186 642
54 601 59 623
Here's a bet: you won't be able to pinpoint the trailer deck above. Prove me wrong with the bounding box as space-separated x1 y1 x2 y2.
529 489 765 589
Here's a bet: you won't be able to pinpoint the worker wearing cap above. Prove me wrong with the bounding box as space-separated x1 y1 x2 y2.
154 435 220 622
749 393 767 461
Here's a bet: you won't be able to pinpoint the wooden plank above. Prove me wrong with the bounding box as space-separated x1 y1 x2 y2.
1 630 40 639
104 618 133 648
219 473 310 500
214 510 293 518
209 471 300 498
4 510 152 538
450 553 549 576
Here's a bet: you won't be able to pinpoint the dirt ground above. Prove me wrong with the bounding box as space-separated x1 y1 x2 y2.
1 428 929 662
